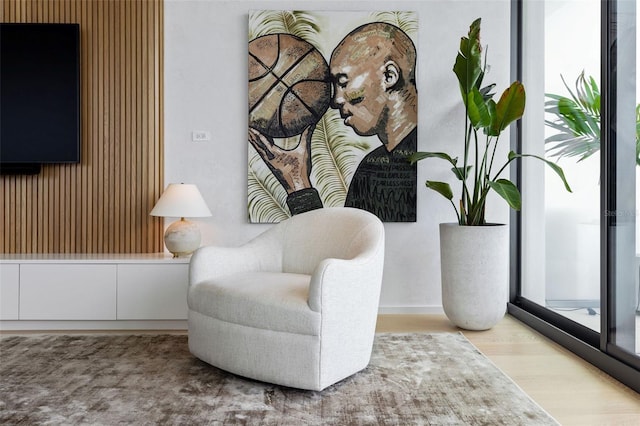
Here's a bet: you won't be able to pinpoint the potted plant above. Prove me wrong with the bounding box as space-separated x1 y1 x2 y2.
409 18 572 330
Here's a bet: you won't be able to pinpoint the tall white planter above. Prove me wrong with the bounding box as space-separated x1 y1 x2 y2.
439 223 509 330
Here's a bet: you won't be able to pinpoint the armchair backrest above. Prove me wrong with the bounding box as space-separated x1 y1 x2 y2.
279 207 384 275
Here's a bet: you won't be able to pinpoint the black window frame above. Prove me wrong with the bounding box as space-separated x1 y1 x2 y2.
508 0 640 394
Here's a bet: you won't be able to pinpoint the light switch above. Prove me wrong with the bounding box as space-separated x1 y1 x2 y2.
192 131 211 142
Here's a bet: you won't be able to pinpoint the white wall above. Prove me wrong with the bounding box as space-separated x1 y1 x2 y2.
164 0 511 312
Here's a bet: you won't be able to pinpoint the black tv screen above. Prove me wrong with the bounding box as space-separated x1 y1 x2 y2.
0 23 80 170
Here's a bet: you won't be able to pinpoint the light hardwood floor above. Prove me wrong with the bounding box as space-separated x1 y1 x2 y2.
376 314 640 426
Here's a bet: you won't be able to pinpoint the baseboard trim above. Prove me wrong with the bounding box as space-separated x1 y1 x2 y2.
377 305 445 315
0 320 188 332
0 310 446 332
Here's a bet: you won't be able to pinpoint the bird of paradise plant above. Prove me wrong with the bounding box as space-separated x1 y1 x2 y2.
409 18 572 226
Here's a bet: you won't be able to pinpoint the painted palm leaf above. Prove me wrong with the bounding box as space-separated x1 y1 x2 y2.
248 152 290 223
369 11 418 36
249 10 323 51
310 109 371 207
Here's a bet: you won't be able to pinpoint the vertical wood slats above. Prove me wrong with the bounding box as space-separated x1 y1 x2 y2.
1 0 164 254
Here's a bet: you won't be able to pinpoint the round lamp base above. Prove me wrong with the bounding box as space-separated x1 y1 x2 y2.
164 218 201 257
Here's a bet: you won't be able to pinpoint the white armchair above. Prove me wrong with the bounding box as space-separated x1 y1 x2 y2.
187 207 385 391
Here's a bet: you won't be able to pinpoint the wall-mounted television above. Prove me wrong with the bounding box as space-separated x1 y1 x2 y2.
0 23 80 175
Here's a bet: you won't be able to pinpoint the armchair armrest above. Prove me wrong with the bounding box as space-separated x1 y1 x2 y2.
307 249 384 314
189 226 284 286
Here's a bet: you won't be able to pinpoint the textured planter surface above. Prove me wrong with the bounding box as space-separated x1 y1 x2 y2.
440 223 508 330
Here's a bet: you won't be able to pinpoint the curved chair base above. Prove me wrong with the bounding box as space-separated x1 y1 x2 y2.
188 310 332 391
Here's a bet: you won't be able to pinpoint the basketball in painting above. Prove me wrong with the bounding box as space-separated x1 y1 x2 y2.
249 34 331 139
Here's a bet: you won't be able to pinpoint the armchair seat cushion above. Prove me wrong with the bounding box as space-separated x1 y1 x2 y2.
188 271 320 336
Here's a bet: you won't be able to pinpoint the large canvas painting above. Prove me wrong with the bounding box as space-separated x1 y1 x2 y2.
248 11 418 223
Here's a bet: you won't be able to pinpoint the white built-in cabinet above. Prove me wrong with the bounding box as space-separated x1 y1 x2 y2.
20 264 117 320
0 254 189 330
0 264 19 320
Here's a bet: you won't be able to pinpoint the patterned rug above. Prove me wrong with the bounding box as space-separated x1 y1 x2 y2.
0 333 558 425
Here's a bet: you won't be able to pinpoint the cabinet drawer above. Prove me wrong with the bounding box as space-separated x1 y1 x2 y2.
117 264 189 320
20 264 117 320
1 264 20 320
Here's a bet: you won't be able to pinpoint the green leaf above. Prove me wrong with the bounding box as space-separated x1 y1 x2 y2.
573 72 601 117
426 181 454 201
544 72 601 162
467 87 492 129
408 151 458 167
453 18 483 103
557 97 598 137
509 151 573 193
486 99 497 129
452 166 472 181
488 179 521 210
489 81 526 136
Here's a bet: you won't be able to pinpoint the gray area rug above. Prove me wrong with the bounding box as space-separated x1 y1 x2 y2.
0 333 557 425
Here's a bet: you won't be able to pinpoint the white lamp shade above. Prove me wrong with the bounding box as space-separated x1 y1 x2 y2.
150 183 212 218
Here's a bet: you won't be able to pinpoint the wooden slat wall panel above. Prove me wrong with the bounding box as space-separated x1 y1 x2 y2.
1 0 164 253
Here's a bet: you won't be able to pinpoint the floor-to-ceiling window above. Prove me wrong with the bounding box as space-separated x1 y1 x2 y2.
510 0 640 392
605 0 640 369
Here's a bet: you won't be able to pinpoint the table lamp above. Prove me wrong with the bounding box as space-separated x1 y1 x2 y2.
150 183 212 257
